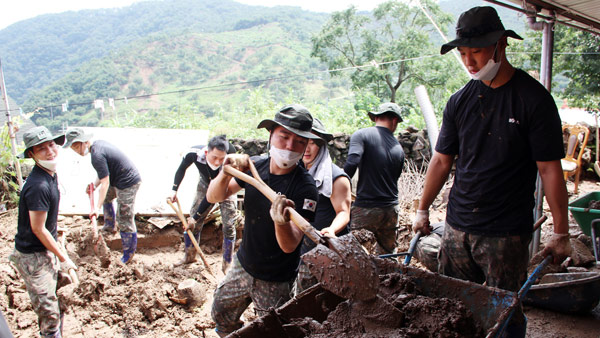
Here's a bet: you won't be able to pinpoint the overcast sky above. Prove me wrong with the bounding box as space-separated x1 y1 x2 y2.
0 0 388 30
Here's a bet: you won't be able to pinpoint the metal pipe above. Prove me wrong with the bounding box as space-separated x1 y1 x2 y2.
414 85 439 152
0 58 23 188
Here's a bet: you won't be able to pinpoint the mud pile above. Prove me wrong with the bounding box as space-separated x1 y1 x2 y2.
291 273 481 338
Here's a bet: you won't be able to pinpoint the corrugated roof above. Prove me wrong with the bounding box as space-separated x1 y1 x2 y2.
487 0 600 35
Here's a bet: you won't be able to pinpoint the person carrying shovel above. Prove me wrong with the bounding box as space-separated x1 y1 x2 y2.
64 127 141 264
413 7 572 337
9 126 77 338
206 104 318 337
169 135 237 272
294 118 351 294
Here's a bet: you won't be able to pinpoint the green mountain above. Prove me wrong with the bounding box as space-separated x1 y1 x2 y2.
25 22 352 131
0 0 328 104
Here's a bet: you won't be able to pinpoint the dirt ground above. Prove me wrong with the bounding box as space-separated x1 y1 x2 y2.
1 179 599 337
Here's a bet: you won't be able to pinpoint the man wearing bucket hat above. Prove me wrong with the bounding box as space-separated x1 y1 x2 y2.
207 104 318 337
64 127 142 264
169 135 238 272
9 126 77 338
413 6 571 337
294 118 351 294
344 102 405 254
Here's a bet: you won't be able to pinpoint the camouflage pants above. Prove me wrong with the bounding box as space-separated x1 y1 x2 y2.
439 223 531 337
349 205 399 254
105 181 141 233
9 249 61 338
190 175 237 241
211 255 293 335
293 260 317 296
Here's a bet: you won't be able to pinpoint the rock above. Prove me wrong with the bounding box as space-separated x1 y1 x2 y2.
176 279 206 308
570 238 596 266
567 266 589 273
133 265 145 280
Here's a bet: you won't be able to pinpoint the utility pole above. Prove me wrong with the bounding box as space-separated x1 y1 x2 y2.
1 58 24 188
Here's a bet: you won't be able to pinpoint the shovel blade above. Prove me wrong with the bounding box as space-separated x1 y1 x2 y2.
302 234 379 301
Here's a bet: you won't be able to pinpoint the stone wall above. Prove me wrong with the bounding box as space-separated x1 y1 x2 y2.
230 127 434 168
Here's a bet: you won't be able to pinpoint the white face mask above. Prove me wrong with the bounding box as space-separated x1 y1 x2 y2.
470 44 501 81
269 145 303 169
83 146 90 156
37 159 58 172
207 160 220 171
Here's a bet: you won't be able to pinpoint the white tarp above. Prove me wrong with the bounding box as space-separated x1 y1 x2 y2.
54 127 209 215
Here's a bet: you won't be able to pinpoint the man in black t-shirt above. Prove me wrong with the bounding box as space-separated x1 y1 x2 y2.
169 135 238 272
207 104 318 337
344 102 405 254
295 118 351 294
64 128 141 264
413 7 571 337
9 126 77 338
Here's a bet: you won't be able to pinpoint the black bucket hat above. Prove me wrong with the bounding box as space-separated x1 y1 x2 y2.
20 126 65 158
368 102 403 122
311 118 333 144
257 104 315 139
441 6 523 55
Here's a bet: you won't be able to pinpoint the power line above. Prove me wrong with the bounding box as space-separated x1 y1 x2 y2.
6 50 600 115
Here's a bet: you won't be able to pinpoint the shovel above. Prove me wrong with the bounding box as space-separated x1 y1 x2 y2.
594 113 600 177
58 229 79 285
166 198 214 277
86 184 111 266
223 155 379 301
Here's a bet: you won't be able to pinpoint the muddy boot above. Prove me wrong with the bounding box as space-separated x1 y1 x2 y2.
120 231 137 264
101 202 116 233
174 232 197 266
221 238 234 273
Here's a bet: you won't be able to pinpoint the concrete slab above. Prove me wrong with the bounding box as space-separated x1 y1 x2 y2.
53 127 209 215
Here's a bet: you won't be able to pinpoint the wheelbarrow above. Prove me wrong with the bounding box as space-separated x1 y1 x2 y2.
567 191 600 261
227 256 551 338
523 271 600 313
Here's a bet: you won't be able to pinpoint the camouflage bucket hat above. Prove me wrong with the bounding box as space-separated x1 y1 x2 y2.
20 126 65 158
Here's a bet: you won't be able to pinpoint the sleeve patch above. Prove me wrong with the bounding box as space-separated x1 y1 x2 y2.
302 199 317 212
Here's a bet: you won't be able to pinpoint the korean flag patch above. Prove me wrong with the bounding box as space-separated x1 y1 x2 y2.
303 199 317 212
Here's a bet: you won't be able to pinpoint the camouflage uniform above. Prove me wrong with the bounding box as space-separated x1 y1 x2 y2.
350 205 399 254
9 249 61 338
189 174 237 242
105 181 141 233
212 255 293 335
294 260 318 295
438 223 531 337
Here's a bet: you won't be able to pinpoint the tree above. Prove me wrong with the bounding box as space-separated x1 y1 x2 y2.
311 0 454 103
554 26 600 109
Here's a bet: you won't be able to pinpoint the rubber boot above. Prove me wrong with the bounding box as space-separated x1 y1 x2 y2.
120 232 137 264
174 232 198 266
101 202 116 233
222 238 234 273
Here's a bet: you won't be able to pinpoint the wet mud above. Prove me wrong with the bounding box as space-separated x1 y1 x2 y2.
289 273 482 338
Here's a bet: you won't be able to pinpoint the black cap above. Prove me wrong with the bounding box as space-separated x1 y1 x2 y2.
257 104 314 139
441 6 522 55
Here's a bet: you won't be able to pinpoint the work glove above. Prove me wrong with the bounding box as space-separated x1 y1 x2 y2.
223 154 250 175
185 217 196 231
270 194 295 226
541 233 572 264
170 190 179 203
412 210 432 236
60 257 77 273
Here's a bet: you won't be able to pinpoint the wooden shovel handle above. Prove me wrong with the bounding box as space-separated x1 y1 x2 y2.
87 183 98 236
166 199 214 277
59 232 79 285
223 162 322 245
